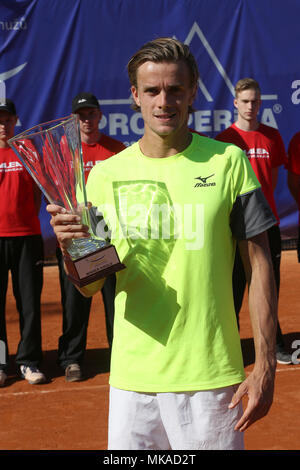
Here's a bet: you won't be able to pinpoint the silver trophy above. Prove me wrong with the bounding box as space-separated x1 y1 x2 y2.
8 114 125 287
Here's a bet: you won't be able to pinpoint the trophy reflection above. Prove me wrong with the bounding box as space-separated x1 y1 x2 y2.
8 114 125 287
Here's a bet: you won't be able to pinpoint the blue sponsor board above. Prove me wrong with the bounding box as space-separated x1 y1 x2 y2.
1 0 299 254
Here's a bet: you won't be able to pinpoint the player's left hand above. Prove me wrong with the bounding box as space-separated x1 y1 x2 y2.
228 365 276 432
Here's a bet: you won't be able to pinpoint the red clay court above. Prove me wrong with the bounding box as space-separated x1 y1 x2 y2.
0 250 299 450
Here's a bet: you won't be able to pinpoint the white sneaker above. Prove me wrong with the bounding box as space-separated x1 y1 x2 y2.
20 365 46 385
0 370 7 387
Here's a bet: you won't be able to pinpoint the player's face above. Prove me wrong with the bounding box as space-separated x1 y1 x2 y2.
131 60 196 138
75 107 102 135
234 89 261 122
0 111 17 144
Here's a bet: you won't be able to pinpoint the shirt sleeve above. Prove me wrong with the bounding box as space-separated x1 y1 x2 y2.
229 143 261 199
230 187 277 240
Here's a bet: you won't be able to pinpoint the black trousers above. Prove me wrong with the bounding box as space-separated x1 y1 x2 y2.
56 247 116 369
233 225 285 352
0 235 44 371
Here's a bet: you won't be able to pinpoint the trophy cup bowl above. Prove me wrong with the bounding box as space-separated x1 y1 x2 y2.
8 114 125 287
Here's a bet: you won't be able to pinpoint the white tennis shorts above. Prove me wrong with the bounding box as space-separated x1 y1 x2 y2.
108 385 244 450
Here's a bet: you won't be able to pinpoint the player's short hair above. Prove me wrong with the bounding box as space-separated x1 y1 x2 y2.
235 78 261 97
127 37 199 112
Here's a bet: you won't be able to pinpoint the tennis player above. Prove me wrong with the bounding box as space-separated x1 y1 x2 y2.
47 38 277 450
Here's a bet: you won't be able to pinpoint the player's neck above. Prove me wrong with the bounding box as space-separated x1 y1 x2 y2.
235 117 260 132
139 127 192 158
80 130 101 145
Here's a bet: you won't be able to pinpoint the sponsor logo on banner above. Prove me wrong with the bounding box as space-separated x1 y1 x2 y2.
98 22 283 142
291 80 300 104
0 63 27 128
0 63 27 83
0 79 5 103
0 16 27 30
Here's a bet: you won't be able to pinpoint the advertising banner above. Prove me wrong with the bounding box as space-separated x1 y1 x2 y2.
1 0 299 254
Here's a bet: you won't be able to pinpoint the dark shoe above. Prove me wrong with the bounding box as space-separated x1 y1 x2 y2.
0 370 7 387
276 351 292 365
65 363 82 382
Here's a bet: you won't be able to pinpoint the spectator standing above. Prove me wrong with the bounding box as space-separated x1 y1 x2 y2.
56 93 126 382
287 131 300 262
216 77 292 365
0 99 45 386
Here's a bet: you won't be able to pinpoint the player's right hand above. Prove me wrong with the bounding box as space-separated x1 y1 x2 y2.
46 203 90 254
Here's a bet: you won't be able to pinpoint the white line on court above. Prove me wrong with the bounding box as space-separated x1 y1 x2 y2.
276 365 300 372
0 383 109 398
0 366 299 399
245 366 300 376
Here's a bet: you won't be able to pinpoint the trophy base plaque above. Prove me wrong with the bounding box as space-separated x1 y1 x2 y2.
64 244 126 287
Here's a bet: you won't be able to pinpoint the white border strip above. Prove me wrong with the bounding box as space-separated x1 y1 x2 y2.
0 383 109 398
1 367 299 398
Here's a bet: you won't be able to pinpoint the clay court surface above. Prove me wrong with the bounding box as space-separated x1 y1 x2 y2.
0 250 299 451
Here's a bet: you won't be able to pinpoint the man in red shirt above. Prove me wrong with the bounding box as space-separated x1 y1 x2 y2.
56 92 126 382
0 99 45 387
216 78 292 365
287 132 300 262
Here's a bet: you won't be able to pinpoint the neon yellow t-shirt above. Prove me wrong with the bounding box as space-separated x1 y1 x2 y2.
86 134 260 392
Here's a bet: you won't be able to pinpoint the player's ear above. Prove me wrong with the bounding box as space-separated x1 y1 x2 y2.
131 86 140 107
233 98 238 109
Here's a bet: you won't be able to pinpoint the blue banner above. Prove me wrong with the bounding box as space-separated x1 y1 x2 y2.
1 0 299 255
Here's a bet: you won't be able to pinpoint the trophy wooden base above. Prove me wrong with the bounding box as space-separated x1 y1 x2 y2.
64 244 126 287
